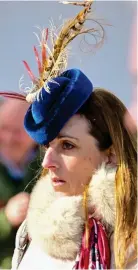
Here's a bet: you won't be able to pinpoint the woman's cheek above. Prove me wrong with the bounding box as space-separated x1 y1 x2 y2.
63 156 80 171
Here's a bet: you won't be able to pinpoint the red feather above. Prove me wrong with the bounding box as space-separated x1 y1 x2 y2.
23 60 36 82
0 92 26 101
33 46 42 75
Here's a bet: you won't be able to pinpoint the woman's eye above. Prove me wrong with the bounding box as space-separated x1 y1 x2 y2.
62 141 74 150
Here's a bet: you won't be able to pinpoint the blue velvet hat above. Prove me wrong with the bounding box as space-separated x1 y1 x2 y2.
21 1 99 145
24 69 93 145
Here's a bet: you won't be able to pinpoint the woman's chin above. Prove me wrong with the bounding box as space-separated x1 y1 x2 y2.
51 183 75 197
51 180 83 197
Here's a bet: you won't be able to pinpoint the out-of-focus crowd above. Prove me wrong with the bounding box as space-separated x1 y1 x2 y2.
0 99 41 269
0 10 137 270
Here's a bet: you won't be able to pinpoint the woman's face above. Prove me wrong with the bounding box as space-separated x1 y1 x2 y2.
42 114 105 196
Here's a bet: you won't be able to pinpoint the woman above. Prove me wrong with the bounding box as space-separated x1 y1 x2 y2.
1 1 137 269
11 82 137 270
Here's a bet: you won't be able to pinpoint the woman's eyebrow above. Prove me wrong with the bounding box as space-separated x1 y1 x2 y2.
57 133 79 141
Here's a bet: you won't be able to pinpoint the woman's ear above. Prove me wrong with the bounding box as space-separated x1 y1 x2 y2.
105 146 117 166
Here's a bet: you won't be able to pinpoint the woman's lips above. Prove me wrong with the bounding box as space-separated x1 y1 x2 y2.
51 178 66 186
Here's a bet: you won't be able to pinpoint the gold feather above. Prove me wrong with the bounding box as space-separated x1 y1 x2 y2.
22 0 104 103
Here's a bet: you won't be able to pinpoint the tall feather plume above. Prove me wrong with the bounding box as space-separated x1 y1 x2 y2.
22 0 104 103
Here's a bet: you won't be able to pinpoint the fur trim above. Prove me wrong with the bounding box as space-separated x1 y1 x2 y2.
88 163 116 230
27 163 116 261
27 178 84 260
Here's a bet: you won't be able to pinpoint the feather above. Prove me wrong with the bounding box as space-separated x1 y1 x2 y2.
22 60 36 82
33 46 42 75
42 28 48 64
45 28 49 42
22 0 104 103
42 44 46 68
0 92 26 101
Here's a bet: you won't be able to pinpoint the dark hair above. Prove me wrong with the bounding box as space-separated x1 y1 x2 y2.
78 90 112 151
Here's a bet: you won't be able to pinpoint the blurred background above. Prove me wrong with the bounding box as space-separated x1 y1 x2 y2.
0 1 137 269
0 1 137 105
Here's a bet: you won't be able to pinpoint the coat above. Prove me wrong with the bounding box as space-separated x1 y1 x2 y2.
11 164 137 269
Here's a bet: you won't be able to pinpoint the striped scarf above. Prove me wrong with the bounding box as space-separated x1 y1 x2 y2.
73 218 110 269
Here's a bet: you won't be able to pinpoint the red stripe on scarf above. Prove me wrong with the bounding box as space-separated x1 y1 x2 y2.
73 218 110 269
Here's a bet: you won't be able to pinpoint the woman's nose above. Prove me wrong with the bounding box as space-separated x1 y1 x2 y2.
42 147 59 170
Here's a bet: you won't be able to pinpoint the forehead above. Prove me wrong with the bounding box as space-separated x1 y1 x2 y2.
0 100 28 117
60 114 90 137
0 101 28 125
0 112 24 127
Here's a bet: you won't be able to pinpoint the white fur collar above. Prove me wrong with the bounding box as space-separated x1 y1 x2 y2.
27 163 116 261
